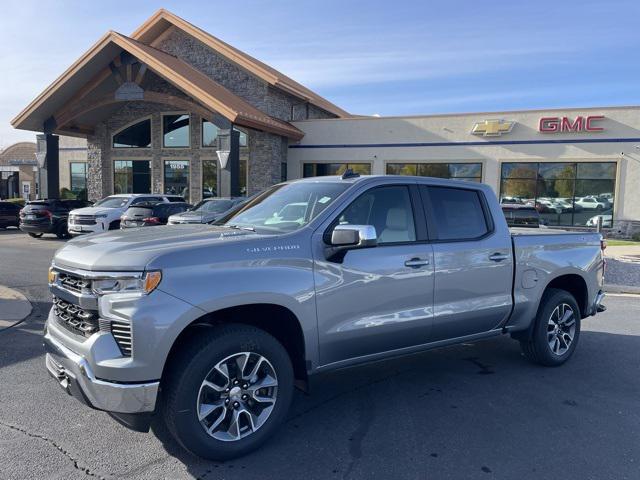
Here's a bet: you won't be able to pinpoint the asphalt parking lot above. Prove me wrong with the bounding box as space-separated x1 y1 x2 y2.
0 227 639 480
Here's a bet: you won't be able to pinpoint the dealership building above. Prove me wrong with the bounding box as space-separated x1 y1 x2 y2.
11 9 640 235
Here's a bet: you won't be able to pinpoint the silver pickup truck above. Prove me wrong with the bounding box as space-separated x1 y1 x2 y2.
44 174 606 459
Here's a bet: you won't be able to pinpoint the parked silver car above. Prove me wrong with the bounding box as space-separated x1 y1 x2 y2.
167 197 246 224
44 174 606 460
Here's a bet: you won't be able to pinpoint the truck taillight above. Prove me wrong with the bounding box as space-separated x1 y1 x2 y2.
143 217 160 224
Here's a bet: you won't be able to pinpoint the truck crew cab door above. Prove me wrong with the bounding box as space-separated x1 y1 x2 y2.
313 183 434 367
419 185 513 341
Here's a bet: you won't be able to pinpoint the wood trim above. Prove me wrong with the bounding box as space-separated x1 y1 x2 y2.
56 91 214 128
11 31 115 127
134 64 147 85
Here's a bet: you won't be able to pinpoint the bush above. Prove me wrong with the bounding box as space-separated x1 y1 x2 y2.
632 232 640 242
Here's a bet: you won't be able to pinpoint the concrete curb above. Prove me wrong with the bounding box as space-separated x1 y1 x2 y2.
604 284 640 295
0 286 32 329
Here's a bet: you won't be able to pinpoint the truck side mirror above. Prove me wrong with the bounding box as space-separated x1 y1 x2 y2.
325 224 377 262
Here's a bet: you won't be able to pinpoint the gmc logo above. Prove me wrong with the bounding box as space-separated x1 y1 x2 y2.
539 115 604 133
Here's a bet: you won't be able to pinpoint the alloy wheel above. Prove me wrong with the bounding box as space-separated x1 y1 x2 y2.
547 303 576 356
196 352 278 442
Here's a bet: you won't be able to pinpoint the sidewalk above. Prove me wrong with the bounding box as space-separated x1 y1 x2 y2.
0 285 32 328
605 245 640 294
606 245 640 264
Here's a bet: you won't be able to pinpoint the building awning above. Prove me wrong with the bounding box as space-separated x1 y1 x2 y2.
11 31 305 140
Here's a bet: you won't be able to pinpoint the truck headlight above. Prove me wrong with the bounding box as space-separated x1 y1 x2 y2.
92 271 162 295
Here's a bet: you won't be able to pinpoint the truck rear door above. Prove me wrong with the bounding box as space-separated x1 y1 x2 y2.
419 185 513 341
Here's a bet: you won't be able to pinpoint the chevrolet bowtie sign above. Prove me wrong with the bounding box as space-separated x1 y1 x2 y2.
471 119 515 137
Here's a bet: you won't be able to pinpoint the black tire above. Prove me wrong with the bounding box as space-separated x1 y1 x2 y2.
520 288 581 367
56 223 70 239
161 324 294 460
109 220 120 230
28 232 43 238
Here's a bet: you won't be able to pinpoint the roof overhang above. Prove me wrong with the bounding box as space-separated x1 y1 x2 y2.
132 9 350 118
12 32 305 140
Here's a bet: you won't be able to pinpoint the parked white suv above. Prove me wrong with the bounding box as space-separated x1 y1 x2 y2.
68 194 185 235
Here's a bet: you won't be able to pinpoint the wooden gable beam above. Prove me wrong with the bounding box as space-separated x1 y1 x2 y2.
134 64 148 85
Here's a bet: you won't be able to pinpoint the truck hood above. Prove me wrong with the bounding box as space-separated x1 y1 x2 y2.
68 206 119 216
53 225 261 271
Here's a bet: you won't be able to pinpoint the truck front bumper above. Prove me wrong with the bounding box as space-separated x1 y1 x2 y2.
43 330 159 414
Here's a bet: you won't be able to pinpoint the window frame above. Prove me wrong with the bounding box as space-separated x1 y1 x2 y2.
201 119 219 148
323 184 428 247
112 117 152 149
498 160 618 227
162 159 190 201
162 112 191 149
385 161 483 182
303 162 372 178
419 185 494 243
69 162 87 194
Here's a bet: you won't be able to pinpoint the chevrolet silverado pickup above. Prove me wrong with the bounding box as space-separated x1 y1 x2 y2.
44 173 606 460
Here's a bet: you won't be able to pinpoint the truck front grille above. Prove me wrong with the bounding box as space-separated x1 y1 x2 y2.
70 215 96 225
53 296 99 337
110 321 132 357
58 272 91 293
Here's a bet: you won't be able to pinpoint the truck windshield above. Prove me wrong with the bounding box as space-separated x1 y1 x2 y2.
219 182 349 233
94 196 129 208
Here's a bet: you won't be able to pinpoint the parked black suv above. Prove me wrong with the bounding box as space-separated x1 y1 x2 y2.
19 199 90 238
0 201 21 229
120 202 190 229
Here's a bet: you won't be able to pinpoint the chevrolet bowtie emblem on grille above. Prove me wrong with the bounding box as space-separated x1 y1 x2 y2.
471 119 515 137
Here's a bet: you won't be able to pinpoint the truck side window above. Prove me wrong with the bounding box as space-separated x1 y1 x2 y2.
338 186 416 244
425 186 489 240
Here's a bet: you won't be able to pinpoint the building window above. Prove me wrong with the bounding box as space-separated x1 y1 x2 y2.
202 160 217 198
281 162 287 183
164 160 190 201
69 162 87 200
114 160 151 194
386 162 482 182
235 127 248 147
499 162 616 227
113 119 151 148
202 120 219 148
303 163 372 177
163 114 190 148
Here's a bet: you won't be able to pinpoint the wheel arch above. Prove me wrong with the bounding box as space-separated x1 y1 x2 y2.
543 273 589 318
161 303 309 390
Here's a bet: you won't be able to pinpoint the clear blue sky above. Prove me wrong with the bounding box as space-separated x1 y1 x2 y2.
2 0 640 147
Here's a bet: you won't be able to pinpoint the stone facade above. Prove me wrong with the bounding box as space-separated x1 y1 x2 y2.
84 27 337 201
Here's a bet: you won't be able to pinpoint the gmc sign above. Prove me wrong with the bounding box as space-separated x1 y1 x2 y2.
539 115 604 133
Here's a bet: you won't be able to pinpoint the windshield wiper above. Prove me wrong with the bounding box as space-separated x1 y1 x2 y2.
225 224 256 232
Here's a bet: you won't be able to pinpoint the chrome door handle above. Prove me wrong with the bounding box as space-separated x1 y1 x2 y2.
404 258 430 268
489 252 510 262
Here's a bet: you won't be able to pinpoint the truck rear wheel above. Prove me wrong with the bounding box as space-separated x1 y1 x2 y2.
520 288 581 367
161 324 294 460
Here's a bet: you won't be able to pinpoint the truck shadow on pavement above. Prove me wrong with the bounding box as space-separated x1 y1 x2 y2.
146 329 640 480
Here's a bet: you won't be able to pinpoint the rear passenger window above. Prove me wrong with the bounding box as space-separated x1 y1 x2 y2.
425 186 489 240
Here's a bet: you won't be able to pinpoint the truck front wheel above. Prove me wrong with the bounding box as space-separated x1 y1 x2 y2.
520 288 581 367
161 324 294 460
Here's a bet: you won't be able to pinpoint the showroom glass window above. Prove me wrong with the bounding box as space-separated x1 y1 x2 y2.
303 163 372 177
70 162 87 199
163 114 190 148
202 119 219 147
202 160 217 198
386 163 482 182
113 119 151 148
114 160 151 194
499 162 616 226
164 160 190 201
